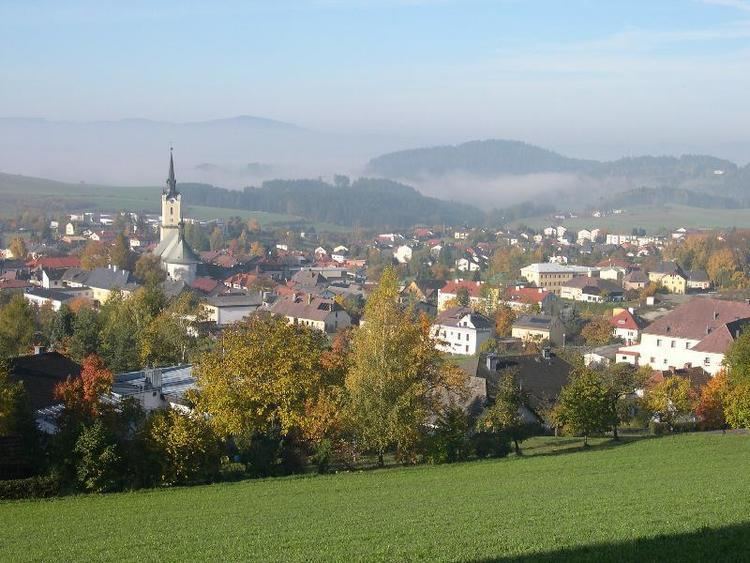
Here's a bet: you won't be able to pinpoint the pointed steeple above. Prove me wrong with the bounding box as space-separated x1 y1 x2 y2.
165 147 178 197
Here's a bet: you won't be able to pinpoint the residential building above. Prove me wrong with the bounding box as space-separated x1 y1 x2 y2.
203 293 264 325
616 297 750 375
511 314 565 345
560 277 624 303
519 263 598 295
431 306 493 355
648 261 687 294
610 308 644 345
623 270 648 291
270 293 351 333
501 286 556 313
687 269 711 291
437 280 495 311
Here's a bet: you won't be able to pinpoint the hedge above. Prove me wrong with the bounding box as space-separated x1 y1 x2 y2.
0 475 62 500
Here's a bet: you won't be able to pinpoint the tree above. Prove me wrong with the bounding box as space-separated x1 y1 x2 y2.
110 233 132 271
581 316 613 346
249 241 265 258
707 247 739 287
209 226 224 251
427 405 470 463
476 369 529 454
0 362 39 462
74 419 122 493
134 253 166 286
553 367 614 446
48 304 74 351
184 222 210 252
723 330 750 385
695 371 730 430
455 286 471 307
597 363 649 439
494 304 516 337
643 377 695 432
345 266 466 464
0 294 35 358
195 314 332 440
140 292 205 366
80 240 109 270
98 290 141 372
68 307 101 361
54 354 113 420
8 236 27 259
146 408 221 485
724 382 750 429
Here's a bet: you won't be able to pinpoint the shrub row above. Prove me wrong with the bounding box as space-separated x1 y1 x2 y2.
0 475 62 500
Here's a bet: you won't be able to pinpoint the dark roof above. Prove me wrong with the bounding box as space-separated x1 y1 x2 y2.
650 261 684 277
435 306 493 330
61 267 89 285
207 293 264 308
513 315 556 330
290 269 328 287
24 287 78 302
688 269 710 282
270 294 342 321
623 270 648 283
8 352 82 411
84 267 131 290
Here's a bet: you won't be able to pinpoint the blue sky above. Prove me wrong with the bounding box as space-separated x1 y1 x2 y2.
2 0 750 156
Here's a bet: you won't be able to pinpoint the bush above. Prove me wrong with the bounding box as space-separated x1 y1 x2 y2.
0 474 62 500
426 406 470 464
74 420 123 493
472 431 511 459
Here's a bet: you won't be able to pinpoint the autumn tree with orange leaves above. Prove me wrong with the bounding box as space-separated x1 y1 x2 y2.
55 354 113 420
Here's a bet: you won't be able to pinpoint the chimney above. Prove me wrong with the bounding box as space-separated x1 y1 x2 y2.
485 353 499 372
33 345 45 355
541 347 551 360
146 368 162 390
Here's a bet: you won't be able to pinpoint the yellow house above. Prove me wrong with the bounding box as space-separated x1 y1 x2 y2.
660 273 687 294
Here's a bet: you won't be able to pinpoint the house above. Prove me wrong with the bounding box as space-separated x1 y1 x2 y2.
290 269 328 290
511 314 565 346
599 266 625 282
393 245 413 264
519 263 598 295
583 344 622 367
112 365 196 412
610 308 644 345
84 266 135 303
203 293 264 325
502 286 556 313
623 270 648 291
270 293 351 333
456 257 480 272
431 306 494 356
24 287 93 311
648 261 687 294
687 269 711 291
616 297 750 375
437 280 494 311
400 280 444 304
560 277 624 303
8 352 82 413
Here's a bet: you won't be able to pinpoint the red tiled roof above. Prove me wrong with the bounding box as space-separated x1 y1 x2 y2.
28 256 81 269
610 309 644 331
440 280 484 298
190 276 223 294
504 286 551 305
0 279 33 289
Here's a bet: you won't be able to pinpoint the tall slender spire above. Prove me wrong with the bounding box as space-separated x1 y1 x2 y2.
165 147 178 197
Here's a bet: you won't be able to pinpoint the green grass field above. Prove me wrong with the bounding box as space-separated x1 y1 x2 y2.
516 204 750 234
0 172 346 230
2 433 749 561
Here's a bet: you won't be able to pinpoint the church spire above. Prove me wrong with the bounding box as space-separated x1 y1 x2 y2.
165 147 178 197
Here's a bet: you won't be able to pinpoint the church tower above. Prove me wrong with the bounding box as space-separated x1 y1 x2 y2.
160 149 182 242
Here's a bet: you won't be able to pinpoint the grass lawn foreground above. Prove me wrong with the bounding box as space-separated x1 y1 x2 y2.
2 433 749 561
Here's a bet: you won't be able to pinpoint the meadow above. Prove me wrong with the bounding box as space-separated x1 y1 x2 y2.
1 433 749 561
515 204 750 234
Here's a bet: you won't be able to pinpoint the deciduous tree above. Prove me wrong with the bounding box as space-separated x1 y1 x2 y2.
724 382 750 429
0 294 35 358
643 377 695 432
695 371 730 430
553 367 614 446
581 316 613 346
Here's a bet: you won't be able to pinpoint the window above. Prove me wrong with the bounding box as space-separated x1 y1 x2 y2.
650 357 655 363
671 341 676 348
663 358 667 365
170 207 174 216
465 345 469 353
656 339 662 347
466 333 469 341
704 357 711 366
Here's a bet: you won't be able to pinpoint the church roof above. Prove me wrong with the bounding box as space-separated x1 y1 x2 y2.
161 231 200 265
165 149 178 198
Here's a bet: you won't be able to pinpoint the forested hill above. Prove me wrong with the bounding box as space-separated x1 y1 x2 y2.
366 140 594 178
181 177 483 228
366 139 741 185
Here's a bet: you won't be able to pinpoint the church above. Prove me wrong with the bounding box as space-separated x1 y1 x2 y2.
152 151 200 284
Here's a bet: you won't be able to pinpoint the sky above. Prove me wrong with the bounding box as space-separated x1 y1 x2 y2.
1 0 750 160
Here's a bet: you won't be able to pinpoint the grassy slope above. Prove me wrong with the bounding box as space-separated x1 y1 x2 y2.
2 433 749 562
0 173 318 228
515 204 750 234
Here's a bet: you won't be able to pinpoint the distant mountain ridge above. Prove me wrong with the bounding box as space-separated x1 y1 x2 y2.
366 139 740 180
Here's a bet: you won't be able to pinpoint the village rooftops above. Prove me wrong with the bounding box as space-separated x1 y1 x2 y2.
270 294 343 321
513 314 556 330
643 297 750 340
520 263 598 274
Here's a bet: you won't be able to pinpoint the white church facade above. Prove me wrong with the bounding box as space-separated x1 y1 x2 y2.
152 151 200 284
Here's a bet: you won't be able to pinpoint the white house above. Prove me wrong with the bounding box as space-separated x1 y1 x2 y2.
203 293 264 326
431 306 494 355
616 298 750 375
393 245 413 264
270 293 351 333
456 257 480 272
